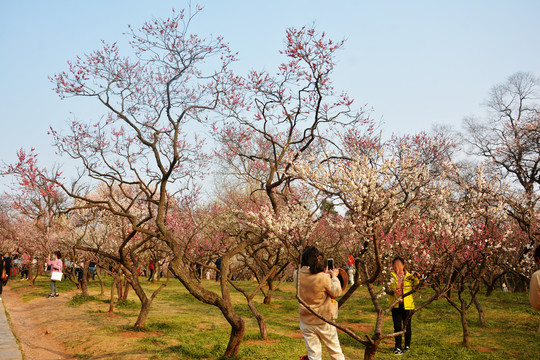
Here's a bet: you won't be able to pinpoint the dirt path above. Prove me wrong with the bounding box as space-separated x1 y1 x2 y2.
3 284 74 360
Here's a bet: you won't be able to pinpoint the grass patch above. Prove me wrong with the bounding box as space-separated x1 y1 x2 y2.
8 275 540 359
68 294 99 306
73 353 91 359
116 299 139 310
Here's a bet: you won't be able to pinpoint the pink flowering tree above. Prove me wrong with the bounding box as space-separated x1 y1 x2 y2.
2 149 68 282
207 24 372 350
48 8 274 356
212 24 369 214
384 164 508 346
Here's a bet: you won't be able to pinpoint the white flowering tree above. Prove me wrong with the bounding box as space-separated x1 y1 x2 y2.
289 129 457 359
463 72 540 276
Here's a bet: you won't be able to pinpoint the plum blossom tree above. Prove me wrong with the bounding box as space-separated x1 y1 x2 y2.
288 129 457 359
386 164 508 346
2 149 68 283
209 24 372 352
212 24 368 213
48 8 269 356
66 186 170 328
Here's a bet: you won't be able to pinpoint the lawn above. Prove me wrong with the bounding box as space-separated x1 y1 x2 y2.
7 275 540 359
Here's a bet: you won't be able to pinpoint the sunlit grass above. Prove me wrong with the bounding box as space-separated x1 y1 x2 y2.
7 274 540 359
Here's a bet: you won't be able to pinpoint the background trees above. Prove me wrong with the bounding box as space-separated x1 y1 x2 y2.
463 71 540 290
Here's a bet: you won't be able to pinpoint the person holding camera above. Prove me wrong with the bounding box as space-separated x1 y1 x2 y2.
294 246 345 360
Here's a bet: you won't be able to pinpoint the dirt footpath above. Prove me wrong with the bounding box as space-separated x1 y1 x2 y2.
3 285 74 359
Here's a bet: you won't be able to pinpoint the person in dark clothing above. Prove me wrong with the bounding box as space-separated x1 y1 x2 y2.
215 258 222 281
0 252 12 300
20 253 30 280
89 261 96 280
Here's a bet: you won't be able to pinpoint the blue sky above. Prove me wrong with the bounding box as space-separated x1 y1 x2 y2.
1 0 539 180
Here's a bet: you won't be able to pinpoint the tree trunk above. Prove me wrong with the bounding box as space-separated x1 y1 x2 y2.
129 266 167 329
169 256 246 358
460 308 470 347
80 277 90 297
134 299 151 328
472 293 486 326
485 284 495 297
229 277 268 340
223 315 245 358
248 298 267 339
118 277 130 301
31 261 41 287
116 275 123 301
96 270 105 296
108 274 119 313
263 279 276 305
363 340 381 360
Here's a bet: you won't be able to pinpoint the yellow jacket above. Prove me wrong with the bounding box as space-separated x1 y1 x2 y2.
387 271 419 310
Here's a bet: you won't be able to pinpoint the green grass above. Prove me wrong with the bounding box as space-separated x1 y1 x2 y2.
7 275 540 359
68 294 100 306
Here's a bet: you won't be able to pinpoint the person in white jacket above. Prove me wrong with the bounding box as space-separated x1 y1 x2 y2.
294 246 344 360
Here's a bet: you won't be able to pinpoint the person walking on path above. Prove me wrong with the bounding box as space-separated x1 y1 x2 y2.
294 246 345 360
386 256 420 355
529 245 540 332
46 252 63 298
0 252 12 301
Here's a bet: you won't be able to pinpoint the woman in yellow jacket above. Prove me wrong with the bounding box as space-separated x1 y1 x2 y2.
386 256 420 355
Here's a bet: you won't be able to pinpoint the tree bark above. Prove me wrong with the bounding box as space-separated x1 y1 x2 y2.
30 261 41 287
169 255 246 358
116 275 123 301
263 279 276 305
118 277 130 301
223 314 245 357
96 269 105 296
363 341 381 360
485 284 495 297
80 276 90 297
129 265 167 329
230 279 268 340
460 308 470 347
248 300 268 340
108 274 119 313
472 293 486 326
134 298 151 328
